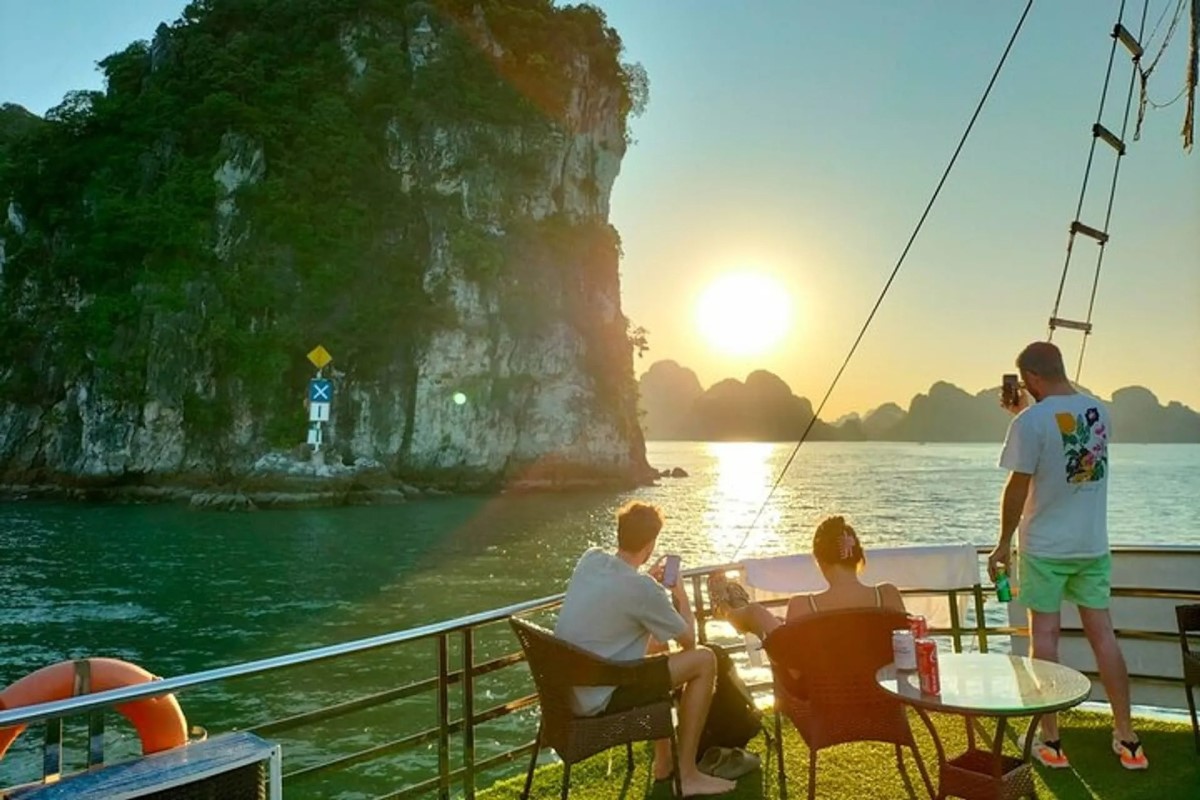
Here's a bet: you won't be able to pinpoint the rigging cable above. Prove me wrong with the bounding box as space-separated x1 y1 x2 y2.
1184 0 1199 150
1133 0 1189 141
726 0 1035 562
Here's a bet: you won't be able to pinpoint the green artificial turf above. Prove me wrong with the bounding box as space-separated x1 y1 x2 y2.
478 710 1198 799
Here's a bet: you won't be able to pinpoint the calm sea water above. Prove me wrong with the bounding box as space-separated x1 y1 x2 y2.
1 442 1197 794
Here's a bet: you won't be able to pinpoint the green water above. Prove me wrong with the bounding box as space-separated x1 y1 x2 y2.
1 493 630 796
2 442 1197 795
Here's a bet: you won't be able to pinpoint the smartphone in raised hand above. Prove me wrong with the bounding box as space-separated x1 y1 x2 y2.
1001 373 1020 409
662 554 681 588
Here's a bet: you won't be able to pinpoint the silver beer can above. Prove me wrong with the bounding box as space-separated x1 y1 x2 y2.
892 629 917 670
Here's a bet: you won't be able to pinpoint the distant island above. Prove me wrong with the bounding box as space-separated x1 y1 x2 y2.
638 360 1200 443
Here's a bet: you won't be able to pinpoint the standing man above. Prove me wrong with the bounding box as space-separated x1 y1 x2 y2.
555 501 736 796
988 341 1147 770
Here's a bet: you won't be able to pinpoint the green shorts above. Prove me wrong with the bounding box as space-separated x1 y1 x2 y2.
1018 553 1111 613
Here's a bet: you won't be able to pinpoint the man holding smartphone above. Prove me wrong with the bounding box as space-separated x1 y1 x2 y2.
555 502 736 796
987 341 1146 770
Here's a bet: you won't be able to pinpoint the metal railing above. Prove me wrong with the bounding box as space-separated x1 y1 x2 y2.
1 546 1196 799
0 593 558 799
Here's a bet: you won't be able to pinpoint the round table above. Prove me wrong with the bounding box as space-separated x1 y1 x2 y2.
877 653 1092 800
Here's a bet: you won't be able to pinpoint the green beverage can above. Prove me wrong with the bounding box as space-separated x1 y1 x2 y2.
996 566 1012 603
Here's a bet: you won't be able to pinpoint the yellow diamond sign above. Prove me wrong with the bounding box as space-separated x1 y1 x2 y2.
306 345 333 370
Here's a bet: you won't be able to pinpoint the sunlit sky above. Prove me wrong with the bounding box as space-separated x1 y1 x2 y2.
2 1 1197 417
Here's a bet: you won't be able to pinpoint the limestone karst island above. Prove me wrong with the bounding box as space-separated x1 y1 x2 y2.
0 1 655 506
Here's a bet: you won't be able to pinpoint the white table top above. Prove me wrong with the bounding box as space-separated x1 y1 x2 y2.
876 653 1092 717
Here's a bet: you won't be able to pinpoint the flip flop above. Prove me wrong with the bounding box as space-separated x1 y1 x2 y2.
698 746 761 780
716 747 760 780
697 746 724 774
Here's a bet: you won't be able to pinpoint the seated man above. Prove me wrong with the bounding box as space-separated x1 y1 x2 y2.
555 501 736 797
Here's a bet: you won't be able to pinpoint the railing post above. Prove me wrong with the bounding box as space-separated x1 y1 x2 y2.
462 628 476 800
948 590 963 652
972 584 989 654
43 718 63 782
692 574 708 645
87 710 106 767
436 634 451 800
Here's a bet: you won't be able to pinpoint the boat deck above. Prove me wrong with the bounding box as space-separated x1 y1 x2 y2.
479 708 1197 799
1 546 1195 798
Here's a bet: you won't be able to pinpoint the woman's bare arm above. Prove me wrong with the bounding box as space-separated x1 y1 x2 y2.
880 583 906 614
785 594 813 622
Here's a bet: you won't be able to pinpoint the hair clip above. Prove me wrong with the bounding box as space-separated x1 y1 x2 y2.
838 530 855 560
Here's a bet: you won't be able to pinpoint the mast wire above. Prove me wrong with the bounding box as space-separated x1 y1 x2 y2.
727 1 1035 561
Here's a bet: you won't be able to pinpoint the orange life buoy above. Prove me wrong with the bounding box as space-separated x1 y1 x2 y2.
0 658 188 760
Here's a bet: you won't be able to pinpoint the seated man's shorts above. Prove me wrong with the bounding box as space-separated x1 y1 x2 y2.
1019 552 1111 612
604 654 672 713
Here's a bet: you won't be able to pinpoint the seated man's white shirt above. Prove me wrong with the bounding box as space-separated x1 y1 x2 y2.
555 548 686 715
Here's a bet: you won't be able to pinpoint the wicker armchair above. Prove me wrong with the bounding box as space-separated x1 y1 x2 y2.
764 608 935 800
509 617 682 799
1177 603 1200 755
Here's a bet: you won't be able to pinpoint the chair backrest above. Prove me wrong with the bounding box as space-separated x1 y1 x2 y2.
509 617 617 722
764 608 911 748
1178 604 1200 653
765 608 908 698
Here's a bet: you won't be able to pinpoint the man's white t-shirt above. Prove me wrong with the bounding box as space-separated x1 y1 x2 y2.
998 392 1111 559
554 548 687 716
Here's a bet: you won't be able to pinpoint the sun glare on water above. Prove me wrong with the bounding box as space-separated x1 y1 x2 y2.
696 272 792 357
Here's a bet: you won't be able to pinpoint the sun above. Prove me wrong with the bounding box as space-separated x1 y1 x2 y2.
695 272 791 356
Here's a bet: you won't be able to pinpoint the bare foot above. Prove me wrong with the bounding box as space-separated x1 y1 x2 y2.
653 760 673 782
680 770 736 796
724 604 753 635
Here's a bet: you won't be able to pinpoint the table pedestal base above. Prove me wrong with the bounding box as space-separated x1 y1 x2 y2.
912 709 1043 800
878 655 1093 800
939 749 1034 800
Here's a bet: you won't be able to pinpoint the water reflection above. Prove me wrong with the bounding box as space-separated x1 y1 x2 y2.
703 442 782 558
1 444 1193 794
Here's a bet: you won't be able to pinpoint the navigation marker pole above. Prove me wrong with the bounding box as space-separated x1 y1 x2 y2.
306 345 334 460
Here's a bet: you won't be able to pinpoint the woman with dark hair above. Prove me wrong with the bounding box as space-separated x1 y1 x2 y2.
709 515 905 638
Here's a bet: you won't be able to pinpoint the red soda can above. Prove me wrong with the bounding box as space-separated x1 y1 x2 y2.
916 639 940 695
907 614 928 640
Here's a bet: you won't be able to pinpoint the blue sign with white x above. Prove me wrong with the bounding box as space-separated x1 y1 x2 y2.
309 379 333 403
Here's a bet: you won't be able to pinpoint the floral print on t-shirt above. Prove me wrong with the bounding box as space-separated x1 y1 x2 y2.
1055 408 1107 483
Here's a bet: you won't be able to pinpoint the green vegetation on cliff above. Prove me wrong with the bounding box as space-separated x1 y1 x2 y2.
0 0 649 477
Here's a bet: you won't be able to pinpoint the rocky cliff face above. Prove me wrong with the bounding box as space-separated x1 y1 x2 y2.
0 0 653 498
637 360 704 439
